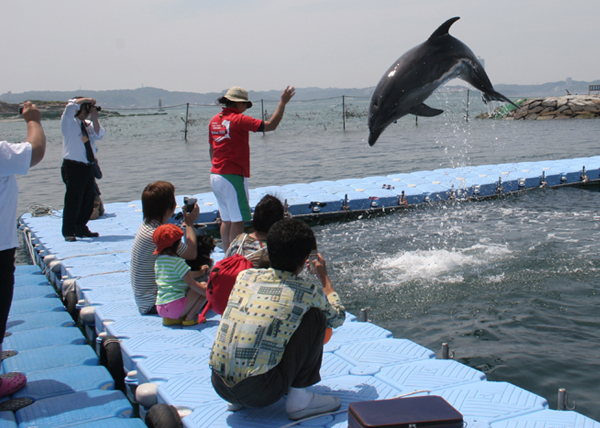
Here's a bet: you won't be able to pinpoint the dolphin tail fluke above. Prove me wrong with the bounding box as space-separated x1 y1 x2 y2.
428 17 460 40
410 103 444 117
482 90 518 108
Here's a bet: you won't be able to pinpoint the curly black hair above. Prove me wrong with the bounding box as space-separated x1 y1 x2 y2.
267 219 316 273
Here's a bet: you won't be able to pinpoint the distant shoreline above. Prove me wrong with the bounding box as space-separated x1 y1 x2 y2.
2 80 600 109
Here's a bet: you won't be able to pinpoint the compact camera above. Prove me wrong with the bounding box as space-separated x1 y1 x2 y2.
183 197 197 213
18 105 24 115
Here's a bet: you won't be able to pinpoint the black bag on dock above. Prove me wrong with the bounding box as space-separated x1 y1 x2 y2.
348 395 463 428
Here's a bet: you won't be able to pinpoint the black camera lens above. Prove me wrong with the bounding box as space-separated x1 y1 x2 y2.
85 103 101 112
19 105 24 115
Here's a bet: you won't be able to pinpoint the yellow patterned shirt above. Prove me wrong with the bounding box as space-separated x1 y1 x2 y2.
209 268 345 385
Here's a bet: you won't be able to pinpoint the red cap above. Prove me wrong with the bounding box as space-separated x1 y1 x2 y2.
153 224 184 255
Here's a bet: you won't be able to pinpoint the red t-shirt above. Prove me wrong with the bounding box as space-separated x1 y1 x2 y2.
209 107 263 177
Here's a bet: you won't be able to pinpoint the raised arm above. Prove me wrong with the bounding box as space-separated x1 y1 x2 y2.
89 105 101 134
21 101 46 167
311 253 336 297
263 86 295 132
76 98 101 134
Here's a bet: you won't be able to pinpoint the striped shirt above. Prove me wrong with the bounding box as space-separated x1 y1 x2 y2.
209 268 345 385
130 219 188 314
155 255 191 305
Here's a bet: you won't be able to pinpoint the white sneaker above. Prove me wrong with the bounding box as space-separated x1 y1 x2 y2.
287 393 341 420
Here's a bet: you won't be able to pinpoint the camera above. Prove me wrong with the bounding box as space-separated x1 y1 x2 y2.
84 103 101 112
19 104 24 115
308 250 318 275
183 197 197 213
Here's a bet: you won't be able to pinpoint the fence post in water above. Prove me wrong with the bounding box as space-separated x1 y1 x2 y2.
184 103 189 140
342 95 346 130
466 89 470 122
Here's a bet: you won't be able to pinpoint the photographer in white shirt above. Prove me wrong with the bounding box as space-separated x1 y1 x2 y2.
60 97 105 241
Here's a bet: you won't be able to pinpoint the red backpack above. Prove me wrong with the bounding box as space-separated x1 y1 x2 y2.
197 236 262 323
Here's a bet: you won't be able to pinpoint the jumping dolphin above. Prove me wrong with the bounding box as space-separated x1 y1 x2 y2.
368 17 516 146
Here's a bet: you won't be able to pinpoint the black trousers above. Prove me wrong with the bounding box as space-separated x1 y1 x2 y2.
0 248 16 346
61 160 95 237
212 307 326 408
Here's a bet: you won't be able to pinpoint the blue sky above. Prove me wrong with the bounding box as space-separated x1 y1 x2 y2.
3 0 600 94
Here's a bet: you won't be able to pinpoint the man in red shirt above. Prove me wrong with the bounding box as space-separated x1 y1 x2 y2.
209 86 295 251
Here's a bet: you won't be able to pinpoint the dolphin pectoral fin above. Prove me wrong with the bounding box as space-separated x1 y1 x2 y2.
410 103 444 117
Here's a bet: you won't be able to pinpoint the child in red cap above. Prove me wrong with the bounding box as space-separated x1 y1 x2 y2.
153 224 208 326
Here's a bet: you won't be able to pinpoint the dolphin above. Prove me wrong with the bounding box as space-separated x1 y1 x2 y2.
368 17 516 146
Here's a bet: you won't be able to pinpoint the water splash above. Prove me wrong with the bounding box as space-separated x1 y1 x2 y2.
374 243 511 283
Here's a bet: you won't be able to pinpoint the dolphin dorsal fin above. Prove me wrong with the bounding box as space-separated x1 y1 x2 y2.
428 17 460 40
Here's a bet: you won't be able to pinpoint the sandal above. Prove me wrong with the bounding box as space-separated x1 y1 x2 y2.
0 397 34 412
182 318 198 326
1 350 17 361
0 372 27 398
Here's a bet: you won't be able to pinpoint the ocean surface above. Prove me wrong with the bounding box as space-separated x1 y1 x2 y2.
4 92 600 420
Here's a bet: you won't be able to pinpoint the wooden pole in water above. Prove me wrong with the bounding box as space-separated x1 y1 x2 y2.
342 95 346 130
184 103 189 140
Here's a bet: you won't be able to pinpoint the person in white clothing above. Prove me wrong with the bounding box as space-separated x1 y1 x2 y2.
60 97 105 241
0 101 46 398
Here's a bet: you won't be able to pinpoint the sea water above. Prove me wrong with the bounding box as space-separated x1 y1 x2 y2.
4 93 600 420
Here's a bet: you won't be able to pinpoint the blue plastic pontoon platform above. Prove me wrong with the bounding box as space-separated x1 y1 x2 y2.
9 157 600 428
1 265 145 428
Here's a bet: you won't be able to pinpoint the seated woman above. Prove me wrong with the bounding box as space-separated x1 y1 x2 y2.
130 181 199 315
225 194 284 268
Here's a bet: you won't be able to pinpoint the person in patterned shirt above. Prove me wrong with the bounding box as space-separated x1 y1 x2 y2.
209 219 345 421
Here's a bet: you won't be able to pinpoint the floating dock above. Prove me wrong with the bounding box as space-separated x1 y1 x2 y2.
195 155 600 227
4 156 600 428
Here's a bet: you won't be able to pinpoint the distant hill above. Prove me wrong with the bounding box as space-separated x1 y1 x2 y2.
0 88 221 110
0 87 373 110
495 79 600 98
1 81 598 109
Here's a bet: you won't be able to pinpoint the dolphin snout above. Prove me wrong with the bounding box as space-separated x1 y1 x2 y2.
368 128 383 146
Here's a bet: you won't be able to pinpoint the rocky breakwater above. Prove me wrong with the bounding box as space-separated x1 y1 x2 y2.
479 95 600 120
